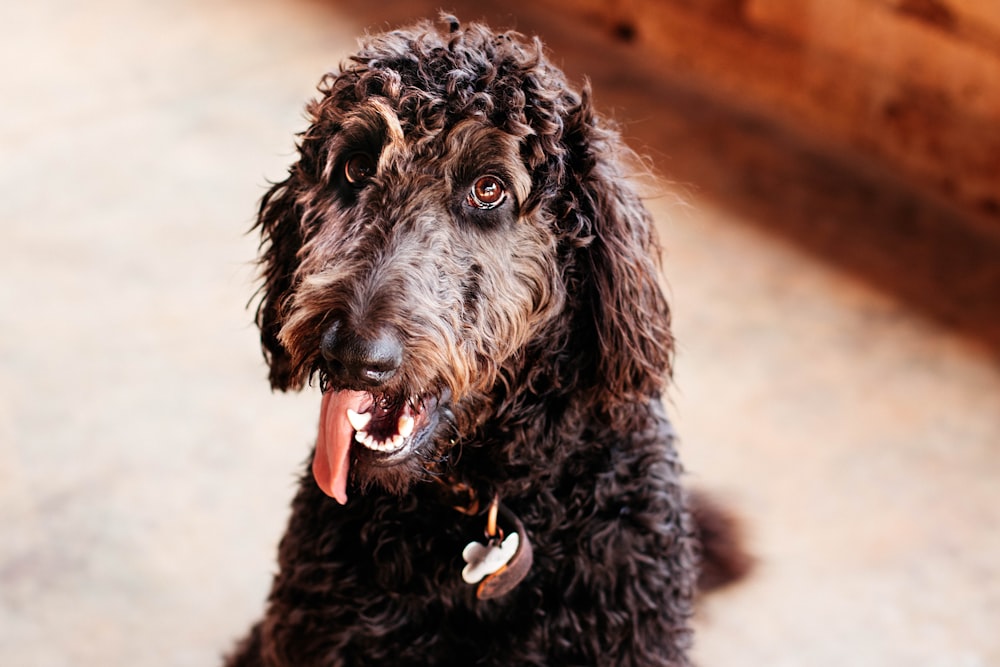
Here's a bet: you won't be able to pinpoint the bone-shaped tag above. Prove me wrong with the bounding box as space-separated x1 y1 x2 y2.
461 533 519 584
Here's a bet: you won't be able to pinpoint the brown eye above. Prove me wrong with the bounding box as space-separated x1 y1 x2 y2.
344 153 375 186
467 175 507 210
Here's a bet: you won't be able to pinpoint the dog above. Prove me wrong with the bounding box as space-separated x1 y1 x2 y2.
227 17 747 667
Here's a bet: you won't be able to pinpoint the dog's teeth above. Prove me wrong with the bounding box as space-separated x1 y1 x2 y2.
346 408 371 431
352 424 409 454
397 415 415 438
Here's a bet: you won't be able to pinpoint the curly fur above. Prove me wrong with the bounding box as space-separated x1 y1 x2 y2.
228 17 739 667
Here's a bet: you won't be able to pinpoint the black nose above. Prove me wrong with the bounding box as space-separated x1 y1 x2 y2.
320 321 403 388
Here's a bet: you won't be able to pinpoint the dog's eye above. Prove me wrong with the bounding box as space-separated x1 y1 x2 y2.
466 175 507 210
344 153 375 186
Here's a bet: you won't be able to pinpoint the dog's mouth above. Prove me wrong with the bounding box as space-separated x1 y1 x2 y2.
313 389 440 503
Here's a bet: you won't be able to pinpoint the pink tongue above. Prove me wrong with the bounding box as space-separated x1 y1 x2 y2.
313 390 368 504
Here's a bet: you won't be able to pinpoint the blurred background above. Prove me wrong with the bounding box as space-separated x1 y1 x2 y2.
2 0 998 664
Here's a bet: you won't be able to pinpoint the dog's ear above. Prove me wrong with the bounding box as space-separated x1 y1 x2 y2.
253 177 303 391
558 86 673 403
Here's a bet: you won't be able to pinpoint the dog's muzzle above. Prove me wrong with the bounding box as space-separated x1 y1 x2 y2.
319 320 403 390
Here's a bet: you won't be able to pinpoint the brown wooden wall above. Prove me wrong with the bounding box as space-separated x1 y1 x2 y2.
557 0 1000 236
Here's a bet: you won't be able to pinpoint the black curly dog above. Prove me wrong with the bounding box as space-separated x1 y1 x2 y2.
228 17 748 667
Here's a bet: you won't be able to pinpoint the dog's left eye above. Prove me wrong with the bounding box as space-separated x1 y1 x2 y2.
466 175 507 210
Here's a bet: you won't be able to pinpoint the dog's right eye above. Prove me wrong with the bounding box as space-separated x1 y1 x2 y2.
344 153 375 186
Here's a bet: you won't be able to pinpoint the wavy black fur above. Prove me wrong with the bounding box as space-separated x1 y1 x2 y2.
228 17 745 667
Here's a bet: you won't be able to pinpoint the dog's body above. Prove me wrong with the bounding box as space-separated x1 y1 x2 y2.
228 18 741 667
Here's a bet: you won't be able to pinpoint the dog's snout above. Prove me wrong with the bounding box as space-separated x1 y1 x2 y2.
320 321 403 388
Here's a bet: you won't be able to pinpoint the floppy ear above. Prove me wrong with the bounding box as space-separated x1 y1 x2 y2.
253 177 303 391
558 86 673 404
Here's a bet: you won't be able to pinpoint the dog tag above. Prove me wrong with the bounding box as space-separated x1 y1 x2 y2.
460 499 534 599
462 533 519 584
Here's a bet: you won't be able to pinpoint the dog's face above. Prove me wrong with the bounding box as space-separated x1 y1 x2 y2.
255 20 672 501
278 103 564 500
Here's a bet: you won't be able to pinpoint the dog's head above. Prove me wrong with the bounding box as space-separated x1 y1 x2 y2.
254 18 672 501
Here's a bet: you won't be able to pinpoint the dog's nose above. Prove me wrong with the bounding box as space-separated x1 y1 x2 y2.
320 321 403 388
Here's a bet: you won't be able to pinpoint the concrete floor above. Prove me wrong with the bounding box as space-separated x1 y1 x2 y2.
2 1 998 665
